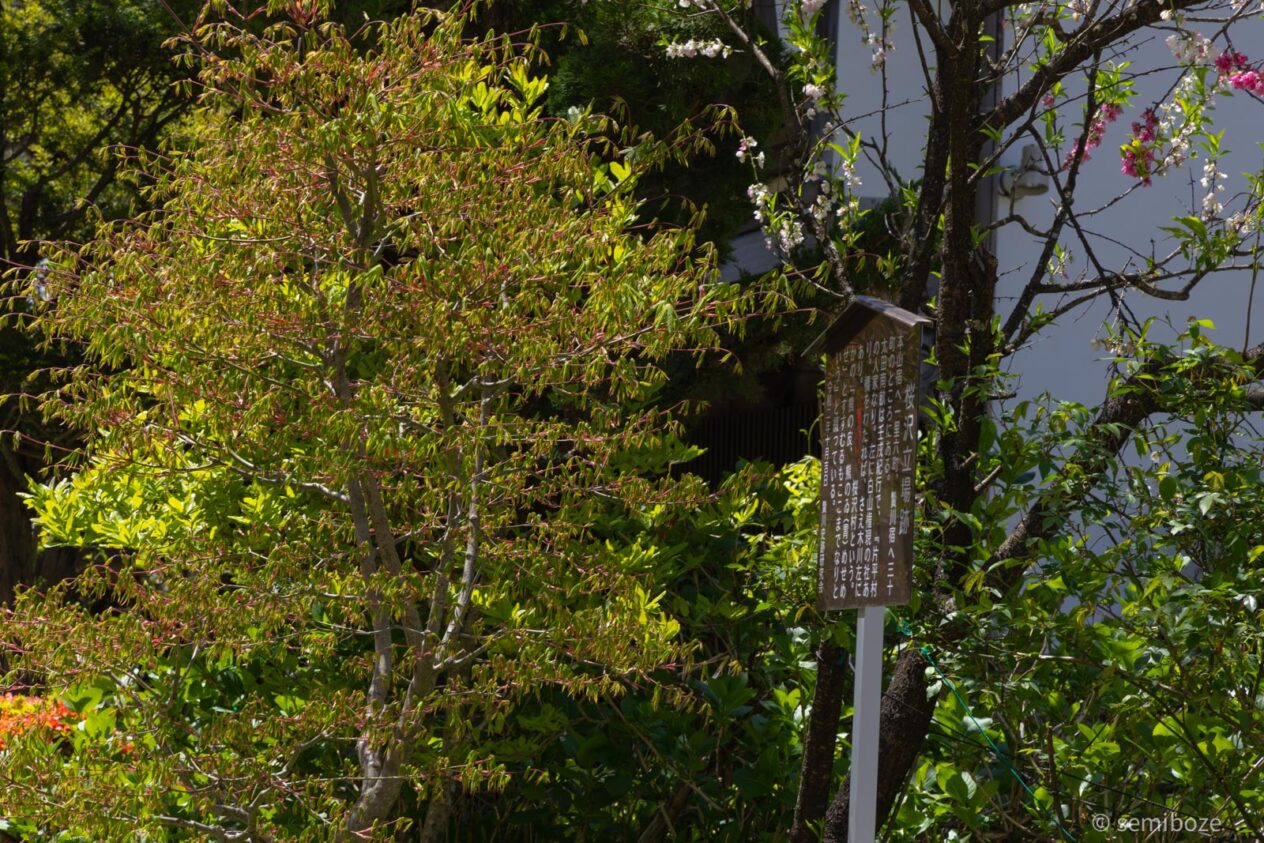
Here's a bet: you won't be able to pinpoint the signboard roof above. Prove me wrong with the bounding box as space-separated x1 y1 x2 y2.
807 294 931 358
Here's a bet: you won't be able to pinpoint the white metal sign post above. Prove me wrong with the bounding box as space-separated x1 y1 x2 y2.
812 296 928 843
848 605 884 843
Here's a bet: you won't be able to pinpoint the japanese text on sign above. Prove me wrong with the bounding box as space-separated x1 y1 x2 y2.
818 319 919 610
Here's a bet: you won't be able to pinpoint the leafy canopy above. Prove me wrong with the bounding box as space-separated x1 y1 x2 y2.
4 4 744 838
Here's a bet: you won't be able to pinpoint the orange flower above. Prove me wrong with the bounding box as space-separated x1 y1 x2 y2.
0 694 78 750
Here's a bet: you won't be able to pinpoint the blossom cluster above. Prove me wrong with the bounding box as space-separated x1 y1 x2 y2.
1226 68 1264 95
1227 211 1258 237
747 182 772 223
744 142 866 260
736 136 765 167
803 82 827 101
865 32 894 69
842 0 895 69
0 694 77 750
1166 31 1213 65
1201 158 1226 217
1117 89 1196 186
773 219 806 253
664 38 731 59
806 156 861 227
831 155 863 193
1112 46 1261 220
747 182 806 254
1216 50 1263 94
1215 50 1250 75
1065 0 1091 21
1063 102 1122 170
1120 109 1160 185
1012 2 1048 29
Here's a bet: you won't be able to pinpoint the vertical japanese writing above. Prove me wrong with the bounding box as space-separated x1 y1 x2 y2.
819 317 920 610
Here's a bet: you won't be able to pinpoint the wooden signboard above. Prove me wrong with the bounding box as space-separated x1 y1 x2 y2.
816 296 928 611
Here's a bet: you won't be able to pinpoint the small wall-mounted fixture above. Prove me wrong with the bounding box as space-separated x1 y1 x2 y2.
999 144 1051 200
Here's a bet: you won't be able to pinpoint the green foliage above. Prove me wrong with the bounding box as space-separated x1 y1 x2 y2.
0 0 194 262
439 458 828 839
885 324 1264 840
546 323 1262 842
507 0 784 249
2 6 747 838
466 321 1261 842
0 0 197 451
4 1 1263 840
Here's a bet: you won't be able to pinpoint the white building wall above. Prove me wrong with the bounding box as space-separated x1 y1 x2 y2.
827 5 1264 406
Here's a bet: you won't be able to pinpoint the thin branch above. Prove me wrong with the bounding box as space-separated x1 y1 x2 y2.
988 0 1213 131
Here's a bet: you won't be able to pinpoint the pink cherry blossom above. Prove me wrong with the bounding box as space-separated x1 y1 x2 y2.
1228 70 1264 95
1062 102 1123 170
1215 50 1249 74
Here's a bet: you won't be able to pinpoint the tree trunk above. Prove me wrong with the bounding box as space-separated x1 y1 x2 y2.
811 17 997 836
419 780 455 843
790 641 847 843
0 446 38 606
636 781 693 843
0 442 85 606
821 648 935 842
